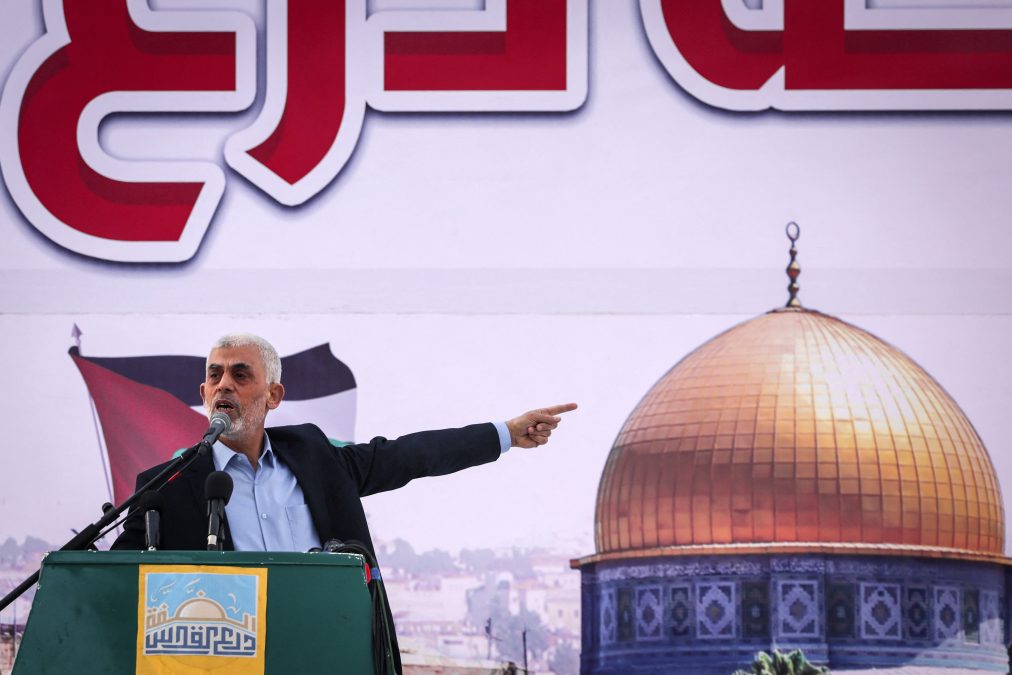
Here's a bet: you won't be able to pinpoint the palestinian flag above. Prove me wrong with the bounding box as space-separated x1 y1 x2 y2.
70 343 356 505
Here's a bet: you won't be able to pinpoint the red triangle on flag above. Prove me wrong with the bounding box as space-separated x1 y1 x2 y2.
70 352 208 505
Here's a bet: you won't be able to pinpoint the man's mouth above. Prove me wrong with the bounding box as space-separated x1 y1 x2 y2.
214 400 237 414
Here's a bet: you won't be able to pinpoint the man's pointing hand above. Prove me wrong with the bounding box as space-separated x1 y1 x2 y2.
506 403 578 449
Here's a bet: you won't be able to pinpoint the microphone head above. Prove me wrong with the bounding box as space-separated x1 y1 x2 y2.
140 490 165 513
209 411 232 434
205 471 234 504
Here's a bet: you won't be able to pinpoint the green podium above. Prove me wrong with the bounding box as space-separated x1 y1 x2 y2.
14 550 374 674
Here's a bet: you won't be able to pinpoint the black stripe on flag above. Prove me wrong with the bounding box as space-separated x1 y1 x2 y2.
281 344 357 400
72 344 356 405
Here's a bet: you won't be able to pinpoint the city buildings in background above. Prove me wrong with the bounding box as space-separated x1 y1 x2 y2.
0 537 44 675
378 538 581 675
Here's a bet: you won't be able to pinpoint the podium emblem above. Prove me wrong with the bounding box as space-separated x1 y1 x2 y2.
136 565 268 674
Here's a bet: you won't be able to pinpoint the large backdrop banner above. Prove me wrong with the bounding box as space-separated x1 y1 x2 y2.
1 0 1011 655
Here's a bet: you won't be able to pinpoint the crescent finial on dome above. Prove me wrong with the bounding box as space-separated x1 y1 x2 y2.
786 221 801 308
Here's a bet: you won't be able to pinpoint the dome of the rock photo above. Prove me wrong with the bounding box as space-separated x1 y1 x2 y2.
576 227 1010 675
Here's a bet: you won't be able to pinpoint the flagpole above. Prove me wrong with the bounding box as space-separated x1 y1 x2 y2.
71 325 114 504
86 395 114 504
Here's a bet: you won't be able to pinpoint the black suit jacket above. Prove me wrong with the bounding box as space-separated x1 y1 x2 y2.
112 422 502 556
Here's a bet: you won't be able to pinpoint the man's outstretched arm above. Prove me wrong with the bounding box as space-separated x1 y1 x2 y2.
329 402 578 496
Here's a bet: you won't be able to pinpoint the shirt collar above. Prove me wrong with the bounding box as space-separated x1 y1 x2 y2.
211 432 275 472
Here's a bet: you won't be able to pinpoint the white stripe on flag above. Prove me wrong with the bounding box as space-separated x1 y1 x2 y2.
191 388 357 445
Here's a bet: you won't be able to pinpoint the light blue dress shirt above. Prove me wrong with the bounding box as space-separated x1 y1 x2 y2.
212 422 512 552
212 435 321 552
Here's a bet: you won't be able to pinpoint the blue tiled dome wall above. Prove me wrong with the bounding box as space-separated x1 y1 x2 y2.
579 554 1008 674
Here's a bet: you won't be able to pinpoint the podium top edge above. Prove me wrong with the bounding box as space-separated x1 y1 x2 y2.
42 550 367 567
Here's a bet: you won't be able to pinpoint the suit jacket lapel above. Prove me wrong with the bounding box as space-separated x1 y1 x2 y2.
269 430 333 543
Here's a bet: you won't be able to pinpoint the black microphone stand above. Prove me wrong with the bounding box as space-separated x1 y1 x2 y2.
0 442 208 612
206 499 225 551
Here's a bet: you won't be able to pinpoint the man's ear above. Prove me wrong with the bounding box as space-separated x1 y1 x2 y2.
267 382 285 410
199 382 207 406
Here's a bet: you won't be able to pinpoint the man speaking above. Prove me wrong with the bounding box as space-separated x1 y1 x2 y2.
113 331 576 569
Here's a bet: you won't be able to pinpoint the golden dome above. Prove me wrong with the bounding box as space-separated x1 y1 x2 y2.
594 308 1004 557
176 596 227 621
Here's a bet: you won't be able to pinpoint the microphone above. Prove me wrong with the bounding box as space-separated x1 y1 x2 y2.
199 412 232 453
141 491 165 551
205 471 233 551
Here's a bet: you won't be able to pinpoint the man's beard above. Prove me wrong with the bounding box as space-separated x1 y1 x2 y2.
208 397 267 443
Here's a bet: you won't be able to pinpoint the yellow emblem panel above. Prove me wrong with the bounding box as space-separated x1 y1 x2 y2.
136 564 268 674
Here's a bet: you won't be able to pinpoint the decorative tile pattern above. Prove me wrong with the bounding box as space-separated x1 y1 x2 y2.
600 588 616 645
696 582 736 639
904 587 930 640
860 583 901 640
934 586 961 642
963 589 980 644
588 556 1006 673
635 586 663 641
979 589 1001 646
826 583 855 639
669 585 692 638
618 587 635 642
777 580 820 639
742 581 770 638
597 560 762 583
772 558 826 574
